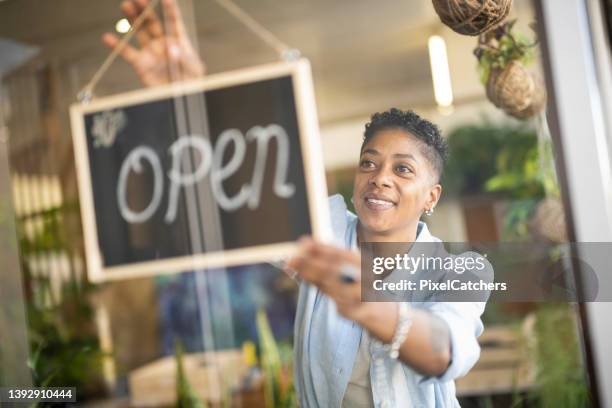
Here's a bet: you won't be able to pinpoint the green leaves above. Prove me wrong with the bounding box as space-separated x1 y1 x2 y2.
475 20 537 85
445 121 557 240
17 202 104 399
256 309 296 408
444 122 524 196
531 304 590 408
484 137 545 200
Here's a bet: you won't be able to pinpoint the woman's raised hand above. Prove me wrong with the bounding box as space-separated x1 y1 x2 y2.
102 0 206 87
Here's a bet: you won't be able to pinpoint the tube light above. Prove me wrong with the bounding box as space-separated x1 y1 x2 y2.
428 35 454 108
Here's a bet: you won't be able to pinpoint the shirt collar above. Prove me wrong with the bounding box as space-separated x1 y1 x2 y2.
415 221 435 243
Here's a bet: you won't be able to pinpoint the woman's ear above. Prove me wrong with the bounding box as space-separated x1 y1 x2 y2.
427 184 442 210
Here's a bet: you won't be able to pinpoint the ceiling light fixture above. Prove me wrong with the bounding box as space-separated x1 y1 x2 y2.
428 35 454 112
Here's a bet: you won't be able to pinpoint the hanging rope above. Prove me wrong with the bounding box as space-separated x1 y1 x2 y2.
78 0 299 103
77 0 161 103
212 0 300 61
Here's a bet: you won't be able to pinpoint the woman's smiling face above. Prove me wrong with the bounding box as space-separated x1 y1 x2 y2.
352 129 442 241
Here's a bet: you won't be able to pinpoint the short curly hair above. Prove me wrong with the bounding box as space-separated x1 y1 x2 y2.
362 108 448 181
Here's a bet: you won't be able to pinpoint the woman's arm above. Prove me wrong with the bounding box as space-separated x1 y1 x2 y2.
287 238 452 377
351 302 451 377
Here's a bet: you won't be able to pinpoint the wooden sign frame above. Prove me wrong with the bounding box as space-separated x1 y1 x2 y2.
70 59 332 282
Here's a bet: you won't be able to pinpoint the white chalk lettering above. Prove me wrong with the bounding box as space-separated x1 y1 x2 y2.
114 123 296 224
117 146 164 223
246 124 295 209
211 129 251 212
165 136 213 223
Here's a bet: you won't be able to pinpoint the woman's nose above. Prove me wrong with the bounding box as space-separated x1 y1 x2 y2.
369 167 393 188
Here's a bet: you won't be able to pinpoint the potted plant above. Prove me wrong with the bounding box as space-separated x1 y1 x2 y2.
256 309 296 408
515 304 591 407
17 205 105 399
175 340 207 408
475 20 546 119
444 121 540 241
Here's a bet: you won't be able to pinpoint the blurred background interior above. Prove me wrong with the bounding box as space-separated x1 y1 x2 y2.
1 0 611 406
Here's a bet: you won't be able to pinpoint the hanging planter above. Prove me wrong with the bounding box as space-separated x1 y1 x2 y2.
475 20 546 120
486 60 533 112
486 60 547 118
512 73 546 119
432 0 513 36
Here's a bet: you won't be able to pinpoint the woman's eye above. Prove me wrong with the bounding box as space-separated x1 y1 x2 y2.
360 159 375 168
396 165 413 174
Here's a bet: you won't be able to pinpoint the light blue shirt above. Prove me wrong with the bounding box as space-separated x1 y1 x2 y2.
293 195 487 407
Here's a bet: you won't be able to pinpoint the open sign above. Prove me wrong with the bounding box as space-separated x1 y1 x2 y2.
70 60 331 282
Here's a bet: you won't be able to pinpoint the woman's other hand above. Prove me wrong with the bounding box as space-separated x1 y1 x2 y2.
287 237 372 322
102 0 206 87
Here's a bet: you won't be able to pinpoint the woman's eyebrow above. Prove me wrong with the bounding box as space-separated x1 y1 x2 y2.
393 153 418 162
361 149 418 162
361 148 379 156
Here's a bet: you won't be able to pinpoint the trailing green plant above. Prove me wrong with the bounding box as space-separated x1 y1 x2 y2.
446 121 561 239
512 304 591 408
484 126 562 239
26 282 102 390
475 20 537 85
256 309 296 408
532 304 590 407
444 121 539 197
483 128 545 200
16 204 104 398
497 199 538 240
175 340 207 408
444 123 503 196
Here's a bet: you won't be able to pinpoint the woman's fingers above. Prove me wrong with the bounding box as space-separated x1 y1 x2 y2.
162 0 188 41
101 33 139 65
120 0 152 47
288 238 363 316
303 240 361 274
120 0 138 24
290 239 361 285
133 0 165 40
287 254 327 285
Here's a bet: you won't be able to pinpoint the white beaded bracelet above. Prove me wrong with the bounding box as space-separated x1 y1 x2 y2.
384 302 413 359
371 303 414 408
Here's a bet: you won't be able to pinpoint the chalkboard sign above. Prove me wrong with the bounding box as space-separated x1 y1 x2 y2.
70 59 331 282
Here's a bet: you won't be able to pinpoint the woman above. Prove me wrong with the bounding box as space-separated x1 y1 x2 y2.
286 110 485 408
103 2 486 406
